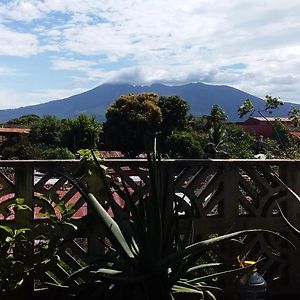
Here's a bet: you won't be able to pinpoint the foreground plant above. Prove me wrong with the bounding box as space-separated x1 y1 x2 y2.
48 149 293 300
0 197 76 300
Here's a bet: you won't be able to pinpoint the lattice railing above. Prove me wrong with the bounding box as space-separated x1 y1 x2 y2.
0 159 300 296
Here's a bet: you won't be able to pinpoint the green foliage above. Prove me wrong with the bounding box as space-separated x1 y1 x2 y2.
48 150 292 300
237 96 300 158
221 124 255 158
7 114 41 126
288 106 300 127
237 99 254 118
40 147 75 159
102 93 162 156
1 140 75 160
102 93 191 157
29 115 64 147
272 120 290 148
187 115 209 132
204 105 228 158
265 95 284 112
165 131 204 158
238 96 283 118
158 95 190 135
164 106 255 159
1 114 100 159
62 114 100 152
0 197 75 298
0 136 46 160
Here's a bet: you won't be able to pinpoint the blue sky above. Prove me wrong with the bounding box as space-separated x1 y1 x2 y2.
0 0 300 109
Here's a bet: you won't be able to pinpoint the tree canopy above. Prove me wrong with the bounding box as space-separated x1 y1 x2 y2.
158 95 189 136
102 93 192 157
1 114 100 159
2 93 297 160
62 115 100 152
6 114 41 126
102 93 162 156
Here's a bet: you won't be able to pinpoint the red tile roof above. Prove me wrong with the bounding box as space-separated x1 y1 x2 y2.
290 131 300 139
99 151 124 158
0 127 30 134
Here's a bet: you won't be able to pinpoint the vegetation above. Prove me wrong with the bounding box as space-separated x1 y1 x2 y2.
0 197 76 299
165 131 205 158
0 114 100 159
102 93 162 156
1 92 300 159
158 95 190 137
42 149 292 300
0 93 299 299
238 96 300 158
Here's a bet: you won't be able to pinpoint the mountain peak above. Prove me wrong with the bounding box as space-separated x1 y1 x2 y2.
0 82 297 123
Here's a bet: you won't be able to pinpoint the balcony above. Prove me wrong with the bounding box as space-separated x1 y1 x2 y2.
0 158 300 298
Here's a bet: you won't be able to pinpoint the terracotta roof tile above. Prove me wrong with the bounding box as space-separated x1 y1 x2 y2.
290 131 300 139
0 127 30 134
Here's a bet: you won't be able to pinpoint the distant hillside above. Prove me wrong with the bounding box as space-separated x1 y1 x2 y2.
0 83 298 123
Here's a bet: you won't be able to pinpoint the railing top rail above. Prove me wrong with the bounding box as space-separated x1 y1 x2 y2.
0 158 300 167
0 159 82 168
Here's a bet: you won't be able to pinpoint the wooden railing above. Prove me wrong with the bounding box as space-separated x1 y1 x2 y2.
0 159 300 297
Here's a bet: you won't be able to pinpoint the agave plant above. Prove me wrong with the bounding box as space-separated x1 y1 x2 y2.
49 149 293 300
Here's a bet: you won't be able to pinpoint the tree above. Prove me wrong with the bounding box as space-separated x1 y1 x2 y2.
29 115 65 147
238 95 284 118
237 96 293 158
158 95 189 136
41 147 75 159
221 124 255 158
204 105 228 158
102 93 162 156
63 114 100 152
165 131 204 158
7 114 41 126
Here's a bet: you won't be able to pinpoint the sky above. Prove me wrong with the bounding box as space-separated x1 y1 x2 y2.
0 0 300 109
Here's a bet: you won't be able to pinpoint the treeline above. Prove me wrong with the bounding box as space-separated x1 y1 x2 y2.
1 93 299 159
1 114 99 159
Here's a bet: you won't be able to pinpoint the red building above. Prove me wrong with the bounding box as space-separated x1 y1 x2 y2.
243 117 292 137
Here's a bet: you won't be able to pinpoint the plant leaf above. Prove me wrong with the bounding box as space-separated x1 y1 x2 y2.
159 229 294 270
87 193 135 259
0 225 13 235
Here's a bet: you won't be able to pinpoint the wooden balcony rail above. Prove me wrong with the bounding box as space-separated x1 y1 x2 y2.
0 159 300 297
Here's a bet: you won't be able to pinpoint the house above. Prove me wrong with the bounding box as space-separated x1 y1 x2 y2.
243 117 292 138
0 126 31 143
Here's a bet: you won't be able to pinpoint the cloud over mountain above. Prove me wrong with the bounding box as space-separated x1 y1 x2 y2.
0 1 299 109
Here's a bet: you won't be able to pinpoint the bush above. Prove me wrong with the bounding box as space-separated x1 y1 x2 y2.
41 147 75 159
165 131 204 158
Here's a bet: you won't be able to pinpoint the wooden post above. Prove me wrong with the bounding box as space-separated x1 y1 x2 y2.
14 163 34 298
86 163 107 262
282 163 300 290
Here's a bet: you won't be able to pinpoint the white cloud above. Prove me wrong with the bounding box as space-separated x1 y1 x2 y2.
0 0 300 106
102 65 212 85
0 87 87 110
51 57 98 71
28 87 87 103
0 25 38 57
0 0 43 22
0 89 30 109
50 57 106 81
0 66 18 76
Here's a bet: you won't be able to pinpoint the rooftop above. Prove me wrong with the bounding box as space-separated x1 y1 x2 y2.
0 127 30 134
249 117 291 122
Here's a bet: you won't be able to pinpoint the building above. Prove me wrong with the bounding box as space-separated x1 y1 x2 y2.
0 126 31 144
243 117 292 138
